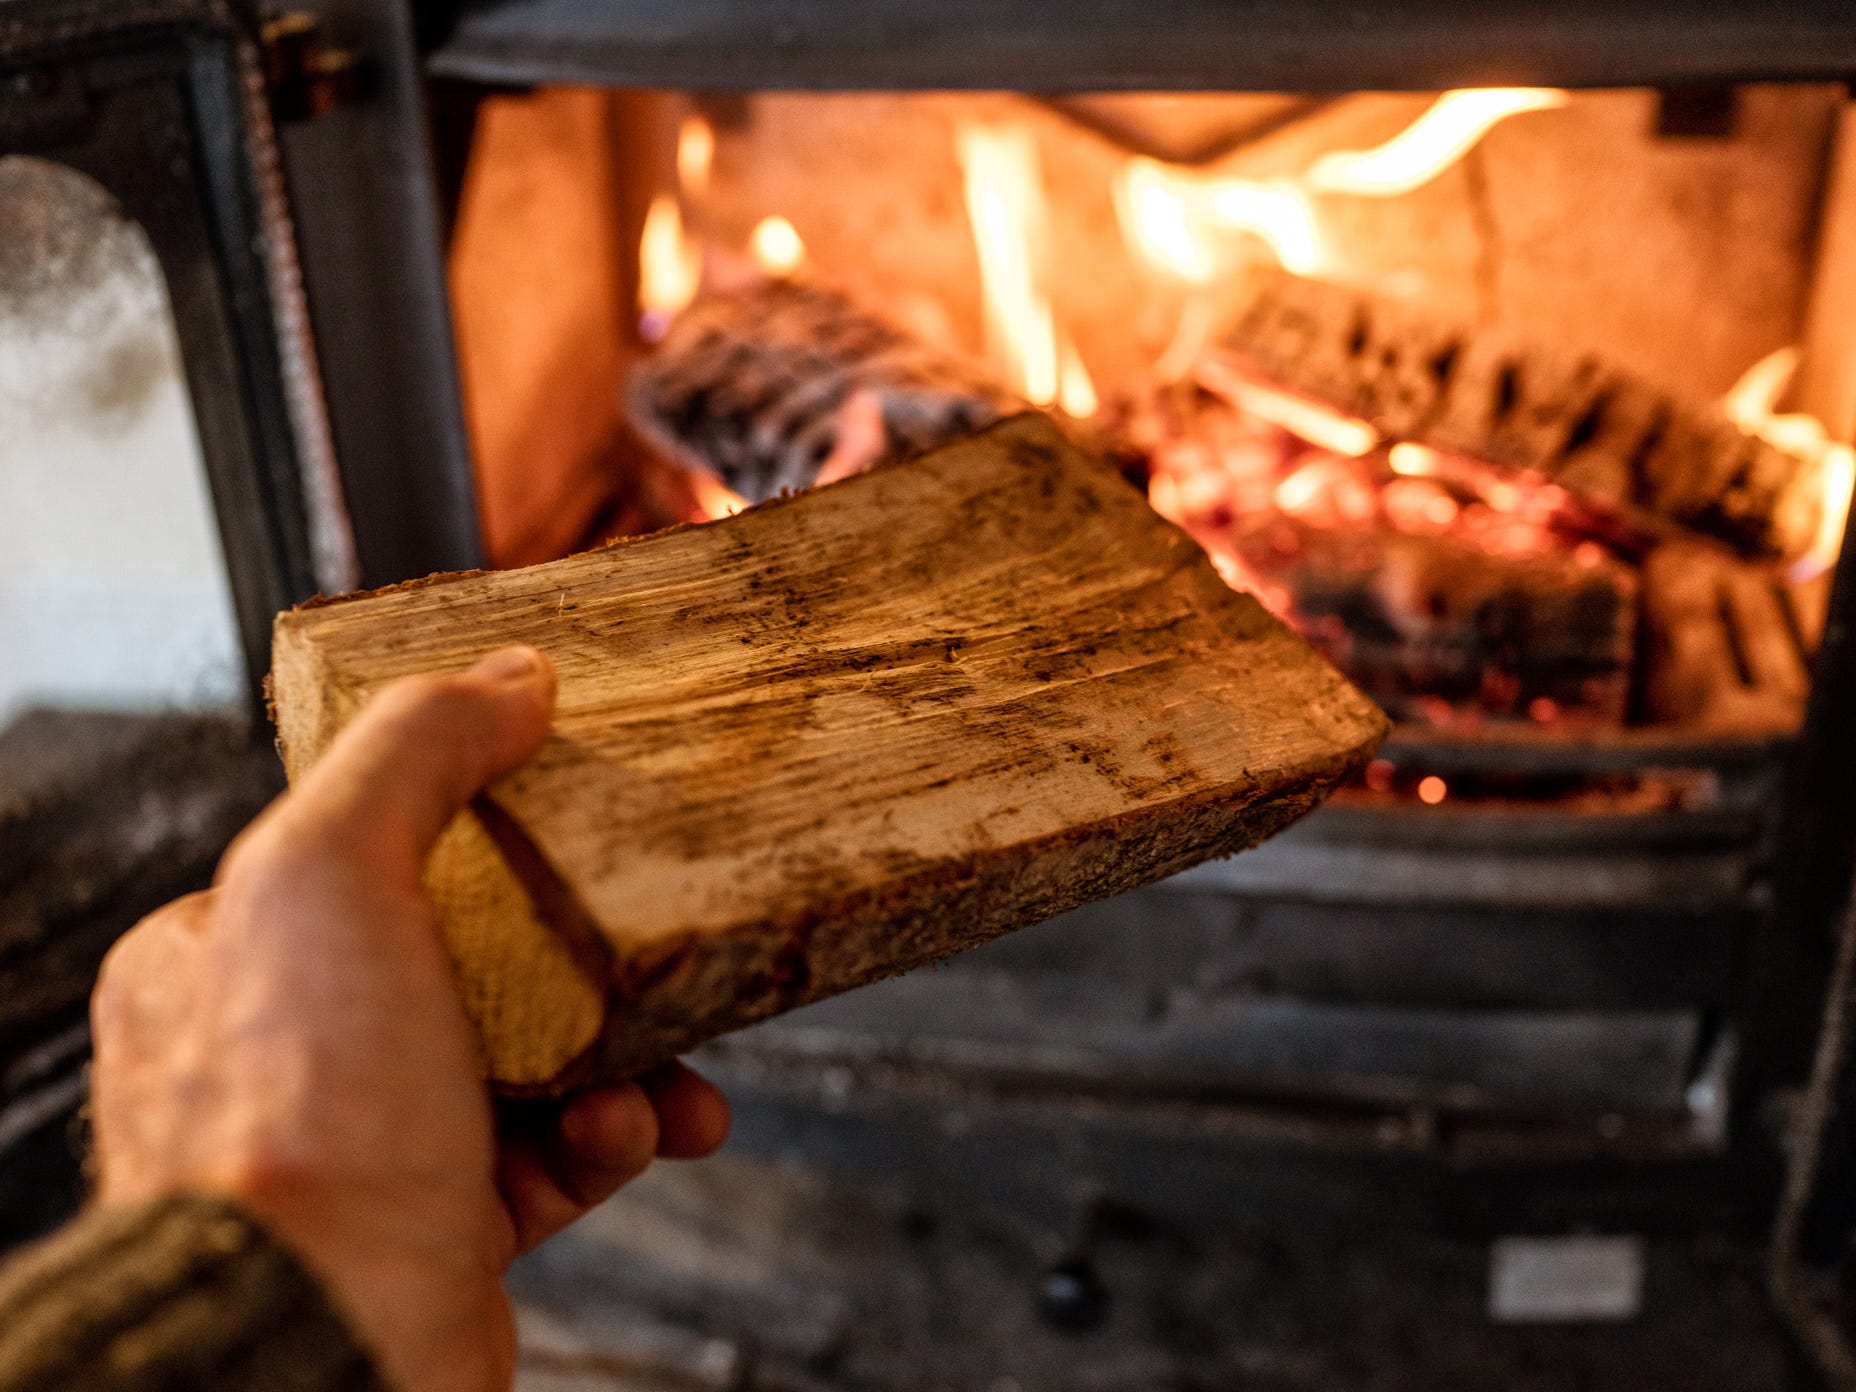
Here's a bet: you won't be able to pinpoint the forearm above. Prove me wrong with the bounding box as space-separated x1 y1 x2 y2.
0 1195 387 1392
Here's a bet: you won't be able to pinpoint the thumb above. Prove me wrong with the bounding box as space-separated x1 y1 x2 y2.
271 645 557 880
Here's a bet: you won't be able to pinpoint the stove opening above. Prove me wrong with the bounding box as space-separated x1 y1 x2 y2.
447 84 1855 813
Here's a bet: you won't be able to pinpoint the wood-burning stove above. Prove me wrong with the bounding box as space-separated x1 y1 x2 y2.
6 0 1856 1385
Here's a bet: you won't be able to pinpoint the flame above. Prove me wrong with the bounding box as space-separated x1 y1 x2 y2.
686 467 747 521
1308 88 1569 196
958 123 1066 406
1116 159 1323 279
1116 160 1215 282
1722 347 1855 581
678 115 714 197
1794 445 1856 583
1057 336 1099 419
638 193 700 337
1205 180 1323 276
1724 345 1799 426
1197 356 1379 457
750 215 805 276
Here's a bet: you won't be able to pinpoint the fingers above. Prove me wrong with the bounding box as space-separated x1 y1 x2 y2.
90 893 219 1201
638 1062 731 1159
263 646 556 883
496 1084 658 1254
491 1065 727 1255
92 892 216 1045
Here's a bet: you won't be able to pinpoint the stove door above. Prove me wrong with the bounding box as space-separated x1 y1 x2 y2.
1 0 377 700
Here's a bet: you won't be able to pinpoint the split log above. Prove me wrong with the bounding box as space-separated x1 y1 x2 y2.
1228 517 1639 724
628 279 1012 502
271 415 1387 1093
1226 268 1822 560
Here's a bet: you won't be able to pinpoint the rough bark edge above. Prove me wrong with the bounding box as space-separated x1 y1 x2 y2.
489 724 1381 1096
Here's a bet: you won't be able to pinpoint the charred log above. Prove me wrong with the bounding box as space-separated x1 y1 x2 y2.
628 280 1011 502
1228 516 1640 725
1226 269 1819 560
1639 542 1815 732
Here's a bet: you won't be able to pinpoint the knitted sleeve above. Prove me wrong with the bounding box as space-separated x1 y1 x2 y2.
0 1194 389 1392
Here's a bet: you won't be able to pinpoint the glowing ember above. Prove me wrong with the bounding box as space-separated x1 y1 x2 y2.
638 193 700 339
958 123 1066 408
1388 442 1441 477
1308 88 1569 196
1416 775 1448 805
678 115 714 196
750 215 806 276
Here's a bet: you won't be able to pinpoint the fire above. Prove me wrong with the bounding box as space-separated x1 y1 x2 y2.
1117 160 1215 283
678 115 714 197
1722 346 1855 581
638 193 700 339
1796 447 1856 583
958 123 1059 405
750 215 805 276
1308 88 1569 196
1205 180 1323 276
1196 355 1378 457
1115 159 1323 280
685 467 747 521
1058 338 1099 419
958 123 1099 417
1388 443 1441 477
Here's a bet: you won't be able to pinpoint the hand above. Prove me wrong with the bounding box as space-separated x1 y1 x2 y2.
89 646 728 1392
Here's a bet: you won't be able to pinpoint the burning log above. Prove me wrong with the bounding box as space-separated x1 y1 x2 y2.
1227 269 1823 560
1639 542 1814 732
1227 516 1639 725
628 279 1012 503
270 415 1387 1093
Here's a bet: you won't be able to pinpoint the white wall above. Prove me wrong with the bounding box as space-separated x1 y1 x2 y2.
0 157 243 727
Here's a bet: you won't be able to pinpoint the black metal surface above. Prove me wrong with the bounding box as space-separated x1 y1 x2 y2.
275 0 484 587
507 1152 1800 1391
0 0 327 699
425 0 1856 93
1737 512 1856 1167
0 708 282 1252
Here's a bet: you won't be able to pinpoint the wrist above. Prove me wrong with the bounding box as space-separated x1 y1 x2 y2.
161 1161 512 1392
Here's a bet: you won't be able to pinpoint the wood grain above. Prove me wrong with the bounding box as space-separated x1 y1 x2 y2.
272 415 1387 1092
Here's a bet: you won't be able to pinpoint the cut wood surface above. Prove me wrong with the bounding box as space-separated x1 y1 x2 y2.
272 415 1387 1093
